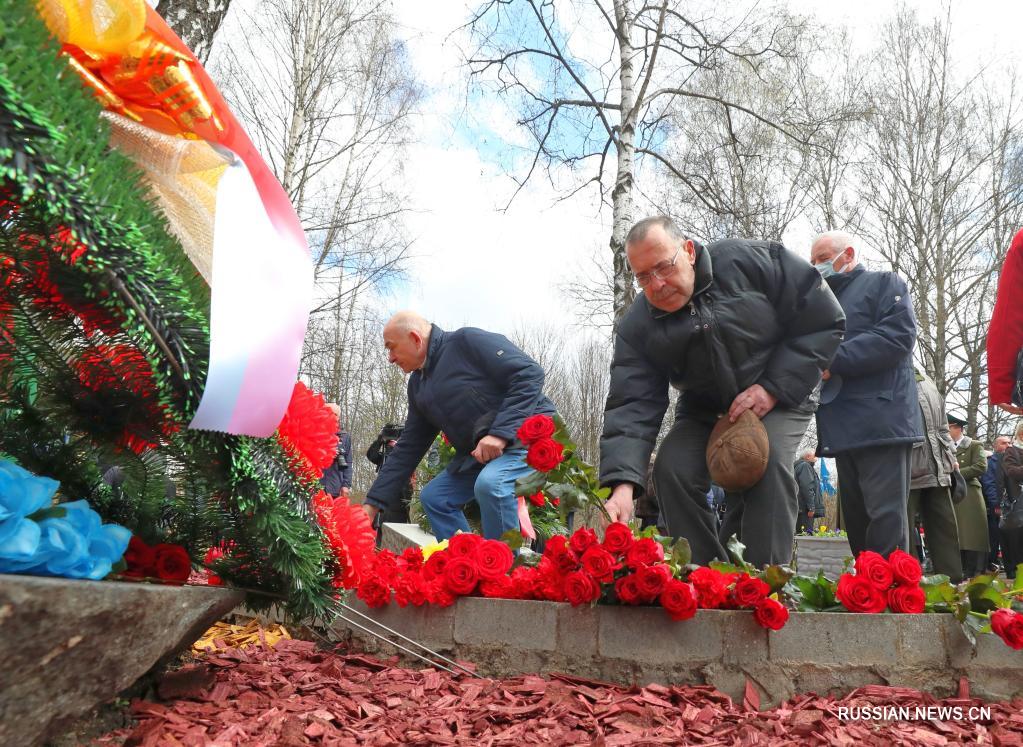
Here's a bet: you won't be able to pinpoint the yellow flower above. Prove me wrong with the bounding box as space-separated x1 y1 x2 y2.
818 525 827 532
421 539 449 560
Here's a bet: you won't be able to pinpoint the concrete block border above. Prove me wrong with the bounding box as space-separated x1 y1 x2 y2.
0 575 245 746
334 596 1023 708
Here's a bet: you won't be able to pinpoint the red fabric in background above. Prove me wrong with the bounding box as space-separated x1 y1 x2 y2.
988 228 1023 406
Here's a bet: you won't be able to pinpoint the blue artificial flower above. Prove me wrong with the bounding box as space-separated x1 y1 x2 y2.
0 462 131 580
0 459 58 564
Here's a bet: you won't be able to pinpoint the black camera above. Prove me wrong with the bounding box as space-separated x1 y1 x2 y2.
380 423 404 441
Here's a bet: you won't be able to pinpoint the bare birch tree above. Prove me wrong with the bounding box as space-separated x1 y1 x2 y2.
468 0 827 327
158 0 233 64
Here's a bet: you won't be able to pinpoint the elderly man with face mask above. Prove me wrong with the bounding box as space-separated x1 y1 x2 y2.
810 231 924 559
599 216 846 567
362 311 556 540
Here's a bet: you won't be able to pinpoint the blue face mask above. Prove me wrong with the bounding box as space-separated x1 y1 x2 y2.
814 256 840 279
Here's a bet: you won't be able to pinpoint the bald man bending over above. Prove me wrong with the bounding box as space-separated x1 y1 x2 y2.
363 312 557 540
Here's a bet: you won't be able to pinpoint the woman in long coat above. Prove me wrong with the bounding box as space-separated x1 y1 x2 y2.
948 415 990 577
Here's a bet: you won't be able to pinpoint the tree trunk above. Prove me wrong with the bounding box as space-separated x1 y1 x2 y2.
158 0 233 64
610 0 638 333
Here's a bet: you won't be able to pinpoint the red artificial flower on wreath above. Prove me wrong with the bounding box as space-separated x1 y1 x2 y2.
153 544 192 584
624 537 665 569
276 381 339 479
689 567 730 609
581 545 618 583
990 609 1023 650
660 579 699 621
475 539 514 580
602 522 634 556
854 551 895 590
887 549 923 587
754 597 789 630
568 527 599 558
526 438 565 472
517 414 556 445
836 572 888 613
203 541 234 586
732 574 771 608
313 491 376 588
528 491 546 508
73 344 177 454
564 570 601 606
887 584 926 614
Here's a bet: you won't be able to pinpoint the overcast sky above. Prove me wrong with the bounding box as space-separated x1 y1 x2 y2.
376 0 1023 337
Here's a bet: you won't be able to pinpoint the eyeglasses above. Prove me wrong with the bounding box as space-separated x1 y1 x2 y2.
634 247 681 288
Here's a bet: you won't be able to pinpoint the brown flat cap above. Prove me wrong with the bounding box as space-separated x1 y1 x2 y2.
706 410 770 491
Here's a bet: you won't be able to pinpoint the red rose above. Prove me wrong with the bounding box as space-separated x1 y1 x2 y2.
887 549 923 587
688 567 730 609
732 574 771 608
423 549 449 580
526 438 565 472
357 576 392 608
475 539 514 580
625 537 665 569
564 570 601 606
836 573 888 613
602 522 635 556
153 544 191 583
516 414 557 445
754 597 789 630
124 536 156 577
636 563 672 601
613 573 643 605
990 609 1023 650
528 492 546 508
887 584 926 614
660 579 698 621
569 527 599 557
581 545 618 583
447 532 483 558
443 556 480 595
551 497 560 506
479 575 517 599
854 551 894 590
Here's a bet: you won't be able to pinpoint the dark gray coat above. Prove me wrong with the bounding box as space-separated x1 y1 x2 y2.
794 459 822 514
816 266 923 456
599 239 846 493
365 325 555 512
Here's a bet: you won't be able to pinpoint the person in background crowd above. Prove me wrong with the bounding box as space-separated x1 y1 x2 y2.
987 228 1023 416
981 435 1012 572
947 414 990 578
363 312 556 540
794 451 821 535
599 216 845 567
320 403 352 499
811 231 923 558
906 372 962 581
997 423 1023 580
367 422 413 525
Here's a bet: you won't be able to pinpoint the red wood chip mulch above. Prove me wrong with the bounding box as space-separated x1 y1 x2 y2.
93 639 1023 746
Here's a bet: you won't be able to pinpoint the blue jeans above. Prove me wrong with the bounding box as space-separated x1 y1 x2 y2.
420 448 533 540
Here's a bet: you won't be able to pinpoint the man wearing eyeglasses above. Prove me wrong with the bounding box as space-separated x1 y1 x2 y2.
599 216 845 568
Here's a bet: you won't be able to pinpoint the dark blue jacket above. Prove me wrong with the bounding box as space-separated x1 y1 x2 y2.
816 266 923 455
320 431 352 496
981 452 1004 510
365 325 556 512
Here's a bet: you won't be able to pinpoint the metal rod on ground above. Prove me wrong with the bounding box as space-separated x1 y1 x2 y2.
325 603 481 678
337 601 480 679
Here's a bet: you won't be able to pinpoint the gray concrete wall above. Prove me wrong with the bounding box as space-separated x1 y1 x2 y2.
333 597 1023 708
0 576 244 746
